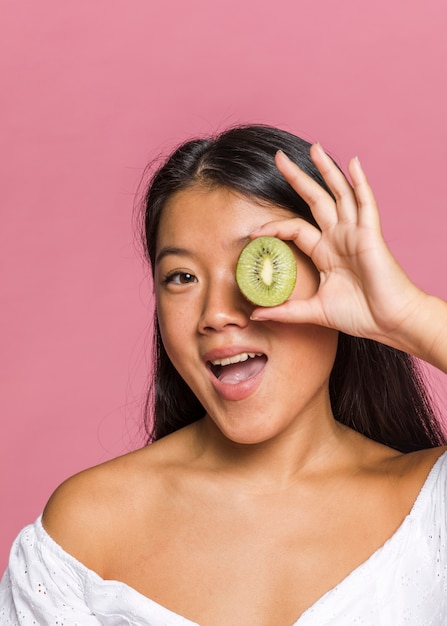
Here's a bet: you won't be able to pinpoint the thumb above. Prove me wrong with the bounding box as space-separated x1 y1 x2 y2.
250 297 323 325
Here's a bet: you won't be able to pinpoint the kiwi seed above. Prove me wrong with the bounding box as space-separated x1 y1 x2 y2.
236 236 297 307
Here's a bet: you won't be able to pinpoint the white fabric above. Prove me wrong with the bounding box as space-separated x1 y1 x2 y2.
1 452 447 625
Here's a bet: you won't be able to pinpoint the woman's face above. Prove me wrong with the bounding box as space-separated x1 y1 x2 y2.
154 185 338 445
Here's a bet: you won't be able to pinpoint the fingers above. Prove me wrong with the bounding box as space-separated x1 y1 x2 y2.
275 145 381 232
274 150 338 230
251 217 321 259
309 143 359 224
250 296 324 325
347 157 382 231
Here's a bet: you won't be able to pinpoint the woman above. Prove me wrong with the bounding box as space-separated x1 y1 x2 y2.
1 125 447 625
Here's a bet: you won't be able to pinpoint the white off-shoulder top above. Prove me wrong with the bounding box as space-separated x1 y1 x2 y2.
1 452 447 625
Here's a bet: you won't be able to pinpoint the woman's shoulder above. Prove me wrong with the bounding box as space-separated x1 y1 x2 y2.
389 445 447 478
42 426 195 572
380 444 447 509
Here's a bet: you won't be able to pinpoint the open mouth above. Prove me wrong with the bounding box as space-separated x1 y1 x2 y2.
207 352 268 384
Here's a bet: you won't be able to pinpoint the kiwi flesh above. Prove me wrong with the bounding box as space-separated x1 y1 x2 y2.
236 236 297 307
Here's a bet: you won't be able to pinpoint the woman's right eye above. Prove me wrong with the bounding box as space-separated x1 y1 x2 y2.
164 271 198 285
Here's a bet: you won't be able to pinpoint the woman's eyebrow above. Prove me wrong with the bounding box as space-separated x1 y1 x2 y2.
155 246 194 265
155 236 252 265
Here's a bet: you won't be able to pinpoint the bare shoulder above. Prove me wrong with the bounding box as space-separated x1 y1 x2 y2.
340 430 447 515
388 445 447 476
382 444 447 502
42 426 194 571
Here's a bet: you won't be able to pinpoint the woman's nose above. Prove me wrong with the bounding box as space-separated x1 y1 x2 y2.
198 276 252 333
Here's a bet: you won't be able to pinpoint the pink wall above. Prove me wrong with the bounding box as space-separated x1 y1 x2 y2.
2 0 447 569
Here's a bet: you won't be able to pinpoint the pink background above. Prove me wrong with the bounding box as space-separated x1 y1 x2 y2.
1 0 447 569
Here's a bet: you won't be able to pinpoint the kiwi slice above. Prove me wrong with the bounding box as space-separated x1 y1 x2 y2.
236 236 297 307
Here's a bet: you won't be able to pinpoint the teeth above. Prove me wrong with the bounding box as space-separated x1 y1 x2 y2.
211 352 262 366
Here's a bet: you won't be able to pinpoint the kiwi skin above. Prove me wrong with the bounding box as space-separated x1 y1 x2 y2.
236 236 297 307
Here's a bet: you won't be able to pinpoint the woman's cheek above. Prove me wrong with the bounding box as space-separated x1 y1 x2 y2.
157 300 193 366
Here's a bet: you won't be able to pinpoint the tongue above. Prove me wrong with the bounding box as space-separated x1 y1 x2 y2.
218 356 266 384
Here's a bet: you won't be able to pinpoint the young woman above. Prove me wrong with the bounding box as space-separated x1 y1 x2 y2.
2 125 447 625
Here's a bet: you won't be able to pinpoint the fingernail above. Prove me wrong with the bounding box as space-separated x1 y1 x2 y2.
276 149 291 161
250 313 266 321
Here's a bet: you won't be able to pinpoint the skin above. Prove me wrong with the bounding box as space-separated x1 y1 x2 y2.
42 146 447 626
155 186 339 448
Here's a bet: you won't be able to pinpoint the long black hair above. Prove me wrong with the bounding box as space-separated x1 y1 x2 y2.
141 124 445 452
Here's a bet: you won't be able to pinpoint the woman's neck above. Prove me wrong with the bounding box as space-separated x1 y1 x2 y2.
190 407 354 492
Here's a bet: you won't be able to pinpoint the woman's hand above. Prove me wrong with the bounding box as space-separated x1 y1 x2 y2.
250 144 447 372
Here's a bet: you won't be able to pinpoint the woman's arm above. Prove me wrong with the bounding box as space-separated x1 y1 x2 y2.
250 144 447 374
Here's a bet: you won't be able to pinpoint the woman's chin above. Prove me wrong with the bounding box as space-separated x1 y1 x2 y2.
203 412 285 448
